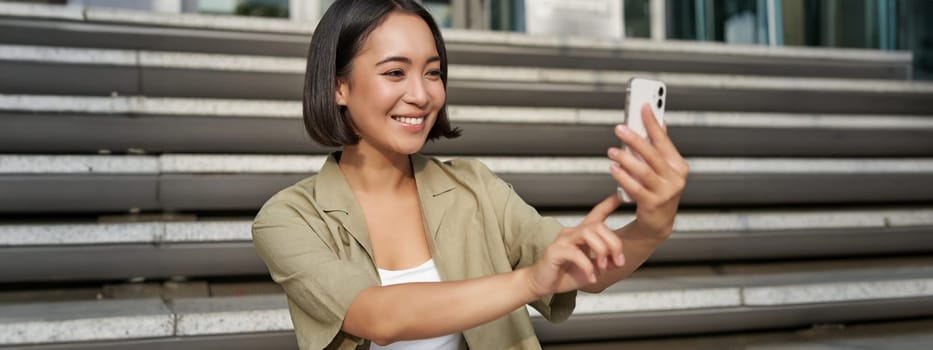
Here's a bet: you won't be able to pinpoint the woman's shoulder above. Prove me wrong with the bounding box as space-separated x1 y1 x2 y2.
254 174 322 221
418 154 499 184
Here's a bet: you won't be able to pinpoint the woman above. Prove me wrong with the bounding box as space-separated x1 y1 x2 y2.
252 0 689 349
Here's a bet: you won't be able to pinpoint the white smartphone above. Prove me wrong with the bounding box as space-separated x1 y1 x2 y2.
617 78 666 203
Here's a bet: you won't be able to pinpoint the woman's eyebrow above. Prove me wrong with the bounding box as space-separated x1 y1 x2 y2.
376 55 441 66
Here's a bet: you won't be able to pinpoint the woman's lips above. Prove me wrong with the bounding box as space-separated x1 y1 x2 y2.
392 115 426 132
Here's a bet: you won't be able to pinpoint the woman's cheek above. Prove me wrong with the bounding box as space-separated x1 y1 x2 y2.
375 81 403 108
429 81 446 107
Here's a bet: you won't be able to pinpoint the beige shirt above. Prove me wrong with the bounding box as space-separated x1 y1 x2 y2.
252 153 576 350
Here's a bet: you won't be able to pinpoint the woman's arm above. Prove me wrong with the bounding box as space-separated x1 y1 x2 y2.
344 268 535 345
573 103 689 293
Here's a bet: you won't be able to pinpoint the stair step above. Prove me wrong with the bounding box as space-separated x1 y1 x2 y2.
2 94 932 156
2 209 931 282
3 257 932 346
542 318 933 349
0 298 173 346
2 44 930 113
2 155 933 212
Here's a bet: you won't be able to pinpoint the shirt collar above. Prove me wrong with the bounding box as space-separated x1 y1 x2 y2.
412 153 457 241
313 152 458 258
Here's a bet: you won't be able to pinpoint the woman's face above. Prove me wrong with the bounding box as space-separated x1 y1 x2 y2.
336 11 445 156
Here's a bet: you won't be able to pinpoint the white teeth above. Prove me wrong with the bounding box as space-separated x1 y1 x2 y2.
394 116 424 125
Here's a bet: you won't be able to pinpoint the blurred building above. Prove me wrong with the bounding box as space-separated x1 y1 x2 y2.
32 0 933 79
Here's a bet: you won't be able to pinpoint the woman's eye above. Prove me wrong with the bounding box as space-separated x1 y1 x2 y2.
383 70 404 77
427 70 443 78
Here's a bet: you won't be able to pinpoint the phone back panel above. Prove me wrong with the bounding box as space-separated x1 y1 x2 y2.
624 78 666 141
618 78 666 202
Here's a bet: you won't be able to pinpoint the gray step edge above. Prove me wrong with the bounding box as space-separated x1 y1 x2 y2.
3 94 933 130
5 154 933 175
0 298 173 346
3 271 933 344
2 44 930 93
1 208 931 245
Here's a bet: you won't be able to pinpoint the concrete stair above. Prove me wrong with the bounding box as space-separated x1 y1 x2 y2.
2 44 931 113
3 154 933 211
1 2 931 349
3 95 933 156
3 209 931 283
2 257 933 348
544 318 933 350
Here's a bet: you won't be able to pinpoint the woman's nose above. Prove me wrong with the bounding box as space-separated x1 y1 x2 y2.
402 76 429 107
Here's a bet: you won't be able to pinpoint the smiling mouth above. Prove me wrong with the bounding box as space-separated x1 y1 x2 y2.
392 115 425 126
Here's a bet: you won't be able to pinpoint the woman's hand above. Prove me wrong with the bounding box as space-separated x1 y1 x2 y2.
524 194 624 297
609 103 689 238
524 104 688 298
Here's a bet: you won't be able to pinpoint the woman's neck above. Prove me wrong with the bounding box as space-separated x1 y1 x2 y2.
338 142 414 194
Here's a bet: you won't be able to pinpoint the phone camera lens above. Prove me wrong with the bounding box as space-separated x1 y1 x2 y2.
657 99 663 109
659 87 665 96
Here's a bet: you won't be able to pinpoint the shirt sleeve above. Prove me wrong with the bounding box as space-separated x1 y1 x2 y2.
472 160 577 323
251 196 378 349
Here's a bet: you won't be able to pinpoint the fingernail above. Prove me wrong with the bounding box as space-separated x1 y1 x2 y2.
609 163 620 172
616 254 626 266
616 125 629 135
608 148 619 157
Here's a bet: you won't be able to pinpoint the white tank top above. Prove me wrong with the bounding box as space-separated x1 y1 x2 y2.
369 259 463 350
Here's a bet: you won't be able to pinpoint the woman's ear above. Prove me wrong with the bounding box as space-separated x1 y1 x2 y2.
335 77 349 107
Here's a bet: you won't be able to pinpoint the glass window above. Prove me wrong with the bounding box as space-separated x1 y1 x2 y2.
713 0 763 44
199 0 289 18
319 0 452 29
625 0 651 38
898 0 932 80
521 0 623 38
786 0 895 49
488 0 525 32
666 0 769 44
198 0 237 14
320 0 450 28
423 0 452 28
667 0 704 40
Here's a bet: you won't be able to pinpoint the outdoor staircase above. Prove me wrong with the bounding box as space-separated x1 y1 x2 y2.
1 2 932 349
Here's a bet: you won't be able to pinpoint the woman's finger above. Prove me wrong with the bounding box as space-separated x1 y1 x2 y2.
560 245 598 283
582 193 622 225
640 104 667 144
609 147 663 190
593 224 624 266
610 163 650 202
640 104 685 169
613 125 673 180
578 228 610 270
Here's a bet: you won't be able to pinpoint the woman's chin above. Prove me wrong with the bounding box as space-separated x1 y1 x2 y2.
392 140 427 155
398 145 425 155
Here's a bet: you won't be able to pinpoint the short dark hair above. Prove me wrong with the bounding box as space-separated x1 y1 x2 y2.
303 0 461 147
